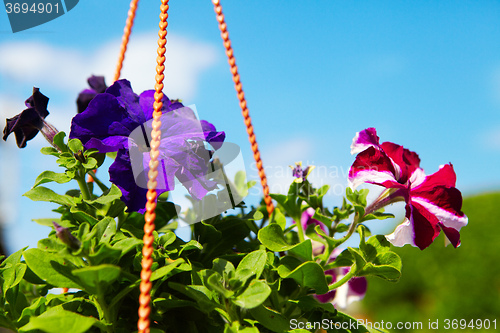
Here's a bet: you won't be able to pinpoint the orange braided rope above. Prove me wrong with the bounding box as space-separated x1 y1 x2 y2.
137 1 169 332
114 0 140 82
212 0 274 216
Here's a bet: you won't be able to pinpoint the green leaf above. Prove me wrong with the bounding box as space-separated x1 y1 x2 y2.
232 280 271 309
252 210 264 221
292 295 337 314
288 239 313 262
88 243 121 265
112 238 142 258
33 171 71 187
358 235 402 281
0 247 25 268
273 207 287 230
277 257 329 294
346 187 370 207
41 146 60 156
17 297 47 327
270 193 301 221
24 186 75 207
87 184 122 205
258 224 313 262
213 258 236 280
32 218 69 227
151 258 187 281
235 250 267 280
258 224 294 252
53 131 68 152
19 306 97 333
169 282 221 313
248 305 289 332
225 322 260 333
38 237 68 252
348 247 367 272
2 263 26 297
72 264 121 295
82 157 97 169
23 248 81 288
361 210 395 223
179 240 203 256
207 272 234 298
312 208 334 228
85 217 116 244
67 138 84 154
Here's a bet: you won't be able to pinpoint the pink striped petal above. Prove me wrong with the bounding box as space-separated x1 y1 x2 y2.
349 146 398 189
410 201 443 250
380 142 421 183
386 217 416 247
411 198 467 239
351 127 380 154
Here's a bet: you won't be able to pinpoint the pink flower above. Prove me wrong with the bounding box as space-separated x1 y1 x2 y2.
349 128 468 250
294 207 327 255
315 250 367 308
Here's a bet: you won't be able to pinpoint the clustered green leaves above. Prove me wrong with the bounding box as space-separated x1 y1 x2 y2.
0 134 402 333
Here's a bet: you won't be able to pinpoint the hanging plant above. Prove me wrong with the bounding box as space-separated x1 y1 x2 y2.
0 1 468 333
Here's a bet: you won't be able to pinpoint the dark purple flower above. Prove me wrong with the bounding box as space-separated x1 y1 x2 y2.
349 128 468 250
76 75 107 114
3 88 58 148
70 79 225 212
290 161 314 183
315 250 367 308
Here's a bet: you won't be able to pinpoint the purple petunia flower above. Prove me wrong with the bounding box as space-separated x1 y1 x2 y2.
3 88 58 148
76 75 108 114
315 250 367 308
294 207 327 255
290 161 314 183
69 79 225 212
349 128 468 250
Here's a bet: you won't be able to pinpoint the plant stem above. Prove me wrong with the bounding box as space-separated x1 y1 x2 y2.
328 268 356 291
331 213 360 250
294 213 305 243
76 170 91 200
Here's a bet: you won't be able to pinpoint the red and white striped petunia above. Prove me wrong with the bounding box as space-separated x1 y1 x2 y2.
349 128 468 250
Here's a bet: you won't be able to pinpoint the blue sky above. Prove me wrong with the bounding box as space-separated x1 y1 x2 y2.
1 0 500 253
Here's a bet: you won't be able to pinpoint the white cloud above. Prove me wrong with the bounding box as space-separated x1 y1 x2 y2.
0 33 218 101
482 126 500 151
253 138 346 196
0 95 21 226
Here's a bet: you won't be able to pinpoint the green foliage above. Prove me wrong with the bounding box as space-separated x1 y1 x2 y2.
1 133 466 332
363 192 500 332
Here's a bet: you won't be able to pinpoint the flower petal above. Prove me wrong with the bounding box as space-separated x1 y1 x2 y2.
70 93 136 148
300 207 327 233
109 149 167 213
380 142 421 183
348 276 367 296
386 216 416 248
105 80 145 125
411 197 467 237
410 201 442 250
350 127 380 154
348 146 401 189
